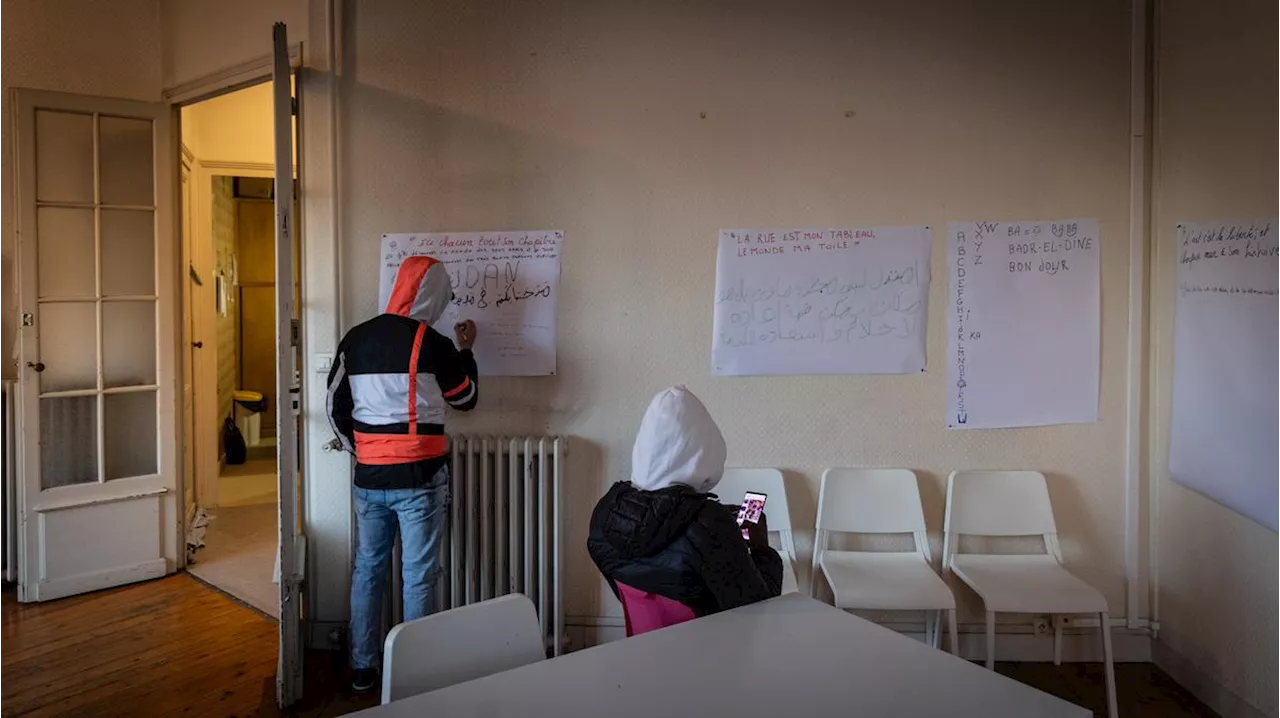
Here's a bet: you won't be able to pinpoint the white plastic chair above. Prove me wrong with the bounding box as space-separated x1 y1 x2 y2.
811 468 958 653
943 470 1117 718
381 593 545 704
716 468 800 595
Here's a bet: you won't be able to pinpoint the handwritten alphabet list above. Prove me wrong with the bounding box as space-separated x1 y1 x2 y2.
712 225 931 375
379 231 563 376
947 219 1100 429
1169 220 1278 530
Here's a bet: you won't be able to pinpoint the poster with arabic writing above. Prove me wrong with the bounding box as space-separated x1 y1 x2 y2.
379 231 563 376
712 225 931 375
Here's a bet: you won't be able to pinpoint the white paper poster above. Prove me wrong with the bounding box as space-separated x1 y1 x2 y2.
946 219 1100 429
379 231 563 376
711 225 932 376
1169 220 1278 531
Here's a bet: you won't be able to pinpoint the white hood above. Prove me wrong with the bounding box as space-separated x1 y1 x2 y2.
630 386 727 494
385 255 453 325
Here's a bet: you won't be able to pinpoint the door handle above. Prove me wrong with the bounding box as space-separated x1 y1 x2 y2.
26 361 45 372
192 341 204 349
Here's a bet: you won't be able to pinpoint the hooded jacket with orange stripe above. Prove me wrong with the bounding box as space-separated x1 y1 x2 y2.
326 256 478 489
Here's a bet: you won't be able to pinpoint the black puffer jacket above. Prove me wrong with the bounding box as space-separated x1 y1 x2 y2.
587 481 783 617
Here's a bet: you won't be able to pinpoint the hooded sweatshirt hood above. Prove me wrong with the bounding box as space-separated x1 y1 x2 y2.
385 255 453 325
630 386 726 494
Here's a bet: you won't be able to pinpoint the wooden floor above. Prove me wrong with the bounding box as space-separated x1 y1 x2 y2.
2 574 1219 718
1 574 376 717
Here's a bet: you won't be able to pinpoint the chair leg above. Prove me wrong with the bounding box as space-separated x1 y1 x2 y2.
947 609 959 656
1100 612 1118 718
1053 616 1062 666
924 612 933 647
931 610 942 649
985 611 996 670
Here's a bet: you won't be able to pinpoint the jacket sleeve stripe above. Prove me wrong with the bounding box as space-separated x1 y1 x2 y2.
445 380 476 407
442 376 472 399
406 323 426 434
326 352 354 453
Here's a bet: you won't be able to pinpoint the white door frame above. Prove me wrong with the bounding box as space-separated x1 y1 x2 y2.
173 52 300 517
14 88 180 601
180 148 198 533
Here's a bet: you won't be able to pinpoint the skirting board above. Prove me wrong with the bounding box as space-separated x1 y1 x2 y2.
565 617 1152 663
1152 639 1267 718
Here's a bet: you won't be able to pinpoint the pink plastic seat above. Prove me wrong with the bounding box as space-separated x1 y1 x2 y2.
616 582 696 637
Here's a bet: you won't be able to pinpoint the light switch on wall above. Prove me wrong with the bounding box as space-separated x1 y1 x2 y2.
314 353 333 374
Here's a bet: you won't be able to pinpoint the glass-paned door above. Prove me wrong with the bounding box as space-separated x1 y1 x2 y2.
15 90 176 602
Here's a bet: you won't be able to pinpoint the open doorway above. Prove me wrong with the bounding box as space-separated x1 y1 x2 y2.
179 82 298 619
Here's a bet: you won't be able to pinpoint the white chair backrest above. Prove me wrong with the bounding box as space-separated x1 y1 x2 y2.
817 468 927 535
716 468 792 532
811 469 930 597
381 593 545 704
943 470 1060 566
944 470 1057 536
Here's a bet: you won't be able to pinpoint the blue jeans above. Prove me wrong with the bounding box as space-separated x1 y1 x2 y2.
349 467 450 670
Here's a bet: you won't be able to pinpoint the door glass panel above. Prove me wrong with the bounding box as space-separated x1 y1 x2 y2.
104 391 157 479
35 111 93 203
40 396 98 488
38 303 98 392
99 117 153 206
101 209 155 296
37 207 95 298
102 301 156 387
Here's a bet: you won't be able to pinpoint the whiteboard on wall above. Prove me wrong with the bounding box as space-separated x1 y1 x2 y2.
379 231 563 376
711 225 932 376
1169 220 1278 531
946 219 1100 429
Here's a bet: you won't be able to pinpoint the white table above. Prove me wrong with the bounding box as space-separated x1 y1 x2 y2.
353 593 1090 717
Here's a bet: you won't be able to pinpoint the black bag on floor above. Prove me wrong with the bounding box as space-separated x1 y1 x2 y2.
224 417 247 465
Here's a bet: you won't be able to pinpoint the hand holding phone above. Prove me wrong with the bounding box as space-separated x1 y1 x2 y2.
742 512 769 549
736 492 769 547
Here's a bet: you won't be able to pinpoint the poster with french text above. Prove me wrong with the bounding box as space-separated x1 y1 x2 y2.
1169 219 1277 531
711 225 931 375
946 219 1100 430
379 231 563 376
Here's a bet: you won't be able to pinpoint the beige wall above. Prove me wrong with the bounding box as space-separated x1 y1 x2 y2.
160 0 309 90
212 177 239 434
335 0 1136 625
1150 1 1278 716
1 0 163 379
181 82 278 166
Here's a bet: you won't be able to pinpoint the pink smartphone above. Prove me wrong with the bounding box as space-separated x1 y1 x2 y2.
736 492 767 540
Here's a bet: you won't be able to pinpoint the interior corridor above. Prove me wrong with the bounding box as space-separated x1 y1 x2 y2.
188 448 279 618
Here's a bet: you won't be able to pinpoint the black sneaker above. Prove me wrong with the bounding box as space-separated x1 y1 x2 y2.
351 668 379 694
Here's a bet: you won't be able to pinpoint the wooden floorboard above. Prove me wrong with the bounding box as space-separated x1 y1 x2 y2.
2 574 278 717
1 574 376 717
2 574 1221 717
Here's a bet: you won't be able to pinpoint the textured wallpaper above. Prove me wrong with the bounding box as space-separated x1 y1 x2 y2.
336 0 1135 626
1150 1 1278 715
